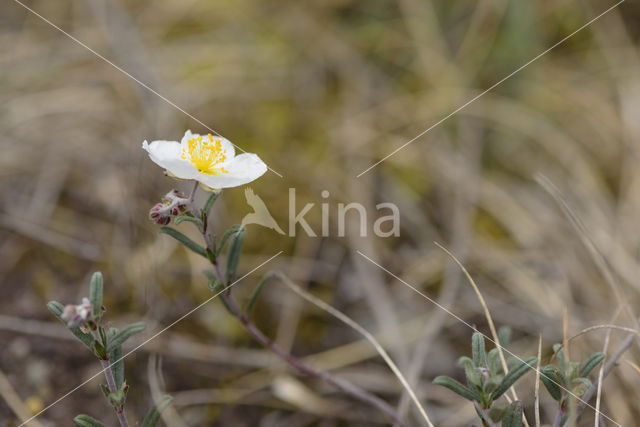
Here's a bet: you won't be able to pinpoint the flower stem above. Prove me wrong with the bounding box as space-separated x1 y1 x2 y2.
99 357 129 427
217 287 404 424
196 197 403 423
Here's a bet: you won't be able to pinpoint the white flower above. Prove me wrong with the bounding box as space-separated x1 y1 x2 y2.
61 297 93 328
143 131 267 189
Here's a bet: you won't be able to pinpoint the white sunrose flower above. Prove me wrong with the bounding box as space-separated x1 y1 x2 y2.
142 130 267 189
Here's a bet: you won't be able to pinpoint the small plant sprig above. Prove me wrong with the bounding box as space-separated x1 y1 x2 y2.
152 183 405 423
540 344 605 427
48 272 172 427
433 330 537 427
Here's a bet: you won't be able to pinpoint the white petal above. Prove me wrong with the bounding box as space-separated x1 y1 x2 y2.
143 140 199 179
196 153 267 188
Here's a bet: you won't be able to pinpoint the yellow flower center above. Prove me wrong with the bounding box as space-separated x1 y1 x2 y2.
181 134 229 175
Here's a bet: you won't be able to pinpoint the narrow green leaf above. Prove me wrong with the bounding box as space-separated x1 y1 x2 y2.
540 365 562 401
502 401 523 427
553 343 566 371
579 352 605 377
226 226 246 282
47 301 64 316
108 329 124 390
246 272 274 313
89 272 103 318
458 356 481 387
141 395 173 427
487 348 501 376
47 301 94 350
472 332 487 367
498 326 512 349
203 191 222 217
73 414 106 427
159 227 207 258
174 215 204 229
433 376 479 402
491 357 537 401
106 322 146 352
214 224 242 259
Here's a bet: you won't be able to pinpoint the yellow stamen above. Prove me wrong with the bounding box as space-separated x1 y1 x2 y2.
181 134 228 175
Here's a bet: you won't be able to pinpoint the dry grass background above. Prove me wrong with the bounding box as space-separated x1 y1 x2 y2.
1 0 640 425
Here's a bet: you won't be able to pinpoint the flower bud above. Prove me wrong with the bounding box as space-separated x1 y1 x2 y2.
60 297 93 328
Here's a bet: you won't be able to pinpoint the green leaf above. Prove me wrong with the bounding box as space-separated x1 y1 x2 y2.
498 326 512 349
472 332 487 367
572 377 592 396
458 356 481 387
433 376 480 402
488 402 509 422
73 414 106 427
107 390 126 407
579 352 605 377
553 343 566 370
203 191 222 217
487 348 501 376
540 365 562 401
174 215 204 229
47 301 94 350
159 227 207 258
226 226 246 282
106 322 146 352
502 401 523 427
108 329 124 390
89 272 103 319
141 395 173 427
482 377 499 395
490 357 537 401
93 340 106 359
246 272 274 313
214 224 242 259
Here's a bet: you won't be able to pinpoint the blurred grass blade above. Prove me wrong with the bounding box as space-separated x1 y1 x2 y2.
174 215 204 229
89 272 103 318
141 395 173 427
47 301 94 349
159 227 207 258
579 352 605 377
106 322 146 352
226 226 246 282
502 401 523 427
433 376 479 401
214 224 242 259
203 191 222 217
108 328 124 390
491 357 537 401
246 272 274 313
472 332 487 367
73 414 106 427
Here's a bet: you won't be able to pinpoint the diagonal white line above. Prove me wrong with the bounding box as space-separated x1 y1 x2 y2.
10 0 283 178
356 0 625 178
19 251 283 426
356 249 622 427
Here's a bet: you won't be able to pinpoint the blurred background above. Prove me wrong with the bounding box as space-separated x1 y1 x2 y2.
1 0 640 425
